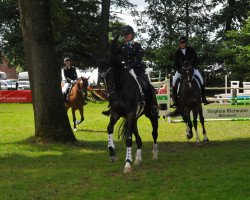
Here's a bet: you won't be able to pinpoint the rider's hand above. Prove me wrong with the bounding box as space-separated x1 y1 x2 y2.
71 80 75 84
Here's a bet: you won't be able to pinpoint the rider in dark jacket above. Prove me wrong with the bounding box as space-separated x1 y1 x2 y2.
170 36 209 117
102 25 158 116
62 57 78 101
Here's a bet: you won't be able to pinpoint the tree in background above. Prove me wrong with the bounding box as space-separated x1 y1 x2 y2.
18 0 76 142
218 16 250 82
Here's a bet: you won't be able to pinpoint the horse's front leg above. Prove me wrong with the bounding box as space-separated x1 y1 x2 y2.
76 106 84 125
133 120 142 166
107 113 120 163
192 109 200 143
71 108 77 131
185 109 193 139
199 105 209 142
148 114 159 160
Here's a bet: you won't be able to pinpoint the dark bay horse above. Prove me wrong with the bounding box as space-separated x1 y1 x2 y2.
65 76 89 131
98 38 159 173
179 60 208 144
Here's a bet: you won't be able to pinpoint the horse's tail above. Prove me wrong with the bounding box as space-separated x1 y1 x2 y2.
118 118 128 140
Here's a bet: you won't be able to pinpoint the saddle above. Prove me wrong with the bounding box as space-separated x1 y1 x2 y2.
176 74 201 95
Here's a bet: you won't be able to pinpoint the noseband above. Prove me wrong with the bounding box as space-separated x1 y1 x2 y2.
99 67 113 96
75 77 88 93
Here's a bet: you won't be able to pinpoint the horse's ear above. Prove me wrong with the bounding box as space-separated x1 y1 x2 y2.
87 76 90 80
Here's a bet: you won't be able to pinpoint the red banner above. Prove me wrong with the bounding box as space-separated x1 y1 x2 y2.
0 90 32 103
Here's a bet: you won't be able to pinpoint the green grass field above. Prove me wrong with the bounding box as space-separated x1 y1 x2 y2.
0 102 250 200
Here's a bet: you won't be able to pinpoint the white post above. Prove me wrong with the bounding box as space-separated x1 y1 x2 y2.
225 75 228 94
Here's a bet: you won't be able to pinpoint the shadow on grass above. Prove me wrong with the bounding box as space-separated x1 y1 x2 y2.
1 137 249 156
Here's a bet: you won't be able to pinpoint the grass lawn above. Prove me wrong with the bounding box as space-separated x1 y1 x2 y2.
0 102 249 200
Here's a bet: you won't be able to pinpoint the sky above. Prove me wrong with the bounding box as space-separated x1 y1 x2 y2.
114 0 148 39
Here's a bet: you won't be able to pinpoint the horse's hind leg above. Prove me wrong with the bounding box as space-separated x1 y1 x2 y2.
124 113 136 173
107 114 120 163
133 120 142 166
199 106 209 142
193 109 200 143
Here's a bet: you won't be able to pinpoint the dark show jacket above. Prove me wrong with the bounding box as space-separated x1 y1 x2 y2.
174 45 199 72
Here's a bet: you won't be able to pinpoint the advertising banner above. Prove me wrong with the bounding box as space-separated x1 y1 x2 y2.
0 90 32 103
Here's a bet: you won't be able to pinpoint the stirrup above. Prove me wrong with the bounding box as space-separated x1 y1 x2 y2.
170 104 178 108
202 98 210 105
167 108 181 118
102 110 111 116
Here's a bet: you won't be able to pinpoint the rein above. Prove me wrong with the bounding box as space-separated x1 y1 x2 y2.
99 67 127 94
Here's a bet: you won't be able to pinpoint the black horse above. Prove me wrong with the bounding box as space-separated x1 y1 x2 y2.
98 38 159 173
178 60 208 144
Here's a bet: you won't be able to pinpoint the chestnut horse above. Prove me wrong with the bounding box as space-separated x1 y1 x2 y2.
65 76 89 131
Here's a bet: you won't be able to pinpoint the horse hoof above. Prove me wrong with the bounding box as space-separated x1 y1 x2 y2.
123 166 132 174
196 142 202 147
134 158 142 166
152 150 159 160
110 156 117 163
203 138 209 143
123 162 132 173
186 134 192 140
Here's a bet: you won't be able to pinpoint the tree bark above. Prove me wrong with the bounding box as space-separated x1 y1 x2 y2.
18 0 76 142
98 0 111 61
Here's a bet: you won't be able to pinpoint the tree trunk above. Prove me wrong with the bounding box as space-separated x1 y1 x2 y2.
98 0 111 61
225 0 235 32
185 1 189 39
18 0 76 142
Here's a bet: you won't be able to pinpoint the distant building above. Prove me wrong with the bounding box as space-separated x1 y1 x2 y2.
0 57 18 79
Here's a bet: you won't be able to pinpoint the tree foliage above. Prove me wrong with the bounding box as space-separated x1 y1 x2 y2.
218 16 250 82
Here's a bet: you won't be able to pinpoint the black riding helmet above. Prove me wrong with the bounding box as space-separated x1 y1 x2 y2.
179 36 187 43
121 25 135 36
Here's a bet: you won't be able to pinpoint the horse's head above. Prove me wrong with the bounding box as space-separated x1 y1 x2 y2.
74 76 89 97
181 59 194 89
98 36 126 97
98 60 113 97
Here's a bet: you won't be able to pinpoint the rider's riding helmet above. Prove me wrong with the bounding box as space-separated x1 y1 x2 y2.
121 25 135 36
178 36 188 44
64 57 71 63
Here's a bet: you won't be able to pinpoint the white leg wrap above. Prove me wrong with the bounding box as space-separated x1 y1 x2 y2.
134 149 142 165
125 147 132 162
195 129 200 143
129 69 144 96
153 143 159 160
108 134 115 149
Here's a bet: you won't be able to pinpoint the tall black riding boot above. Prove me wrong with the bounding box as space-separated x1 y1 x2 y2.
201 84 210 105
147 85 158 116
63 93 68 102
168 86 181 117
170 86 179 108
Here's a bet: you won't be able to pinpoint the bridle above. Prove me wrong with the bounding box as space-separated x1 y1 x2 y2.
74 77 88 93
182 65 194 89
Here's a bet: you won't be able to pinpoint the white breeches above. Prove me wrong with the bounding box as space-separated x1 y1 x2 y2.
194 69 204 85
62 83 70 94
172 71 181 86
172 69 204 86
129 69 144 96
